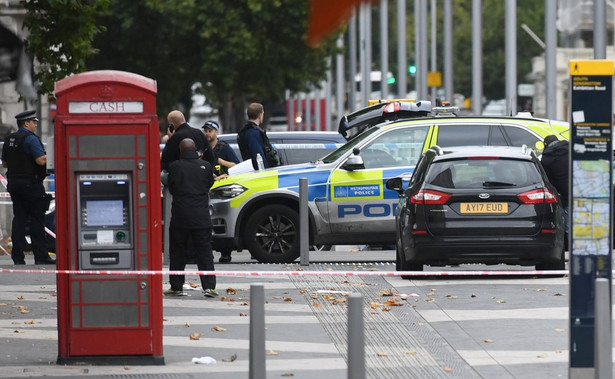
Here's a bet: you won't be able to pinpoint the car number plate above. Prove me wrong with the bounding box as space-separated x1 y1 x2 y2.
460 202 508 214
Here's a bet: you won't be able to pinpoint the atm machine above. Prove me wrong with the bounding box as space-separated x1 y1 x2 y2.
77 173 133 269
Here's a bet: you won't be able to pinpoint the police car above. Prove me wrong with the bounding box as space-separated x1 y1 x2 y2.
210 102 569 263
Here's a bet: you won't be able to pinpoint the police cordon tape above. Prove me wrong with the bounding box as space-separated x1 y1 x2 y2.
0 268 569 276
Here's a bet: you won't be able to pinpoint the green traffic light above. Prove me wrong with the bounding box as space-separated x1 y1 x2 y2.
408 65 417 75
387 77 396 84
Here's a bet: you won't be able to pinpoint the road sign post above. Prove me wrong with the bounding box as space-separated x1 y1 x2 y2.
568 60 613 378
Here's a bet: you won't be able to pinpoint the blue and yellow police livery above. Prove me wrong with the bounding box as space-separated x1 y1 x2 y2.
210 109 569 263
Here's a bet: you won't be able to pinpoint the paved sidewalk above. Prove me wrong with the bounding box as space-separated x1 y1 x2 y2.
0 252 574 378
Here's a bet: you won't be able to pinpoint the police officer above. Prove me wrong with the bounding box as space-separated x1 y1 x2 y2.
202 120 239 175
1 110 54 265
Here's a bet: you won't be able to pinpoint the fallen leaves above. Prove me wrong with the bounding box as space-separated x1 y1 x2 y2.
211 326 227 332
226 288 237 295
484 338 494 343
383 299 404 307
267 349 279 356
222 354 237 362
376 352 388 357
189 332 201 340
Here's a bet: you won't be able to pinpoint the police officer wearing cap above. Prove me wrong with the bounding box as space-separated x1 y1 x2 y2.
202 120 239 176
1 110 55 265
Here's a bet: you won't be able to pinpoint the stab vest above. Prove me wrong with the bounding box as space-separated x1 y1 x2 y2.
3 130 46 181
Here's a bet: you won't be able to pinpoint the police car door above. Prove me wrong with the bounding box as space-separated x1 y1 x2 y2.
328 125 431 237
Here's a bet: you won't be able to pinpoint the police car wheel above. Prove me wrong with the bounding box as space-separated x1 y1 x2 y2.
244 205 300 263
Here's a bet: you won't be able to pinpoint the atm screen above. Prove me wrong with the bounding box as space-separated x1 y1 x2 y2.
86 200 124 226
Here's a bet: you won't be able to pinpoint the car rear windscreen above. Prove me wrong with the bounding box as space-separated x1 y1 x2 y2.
425 158 542 189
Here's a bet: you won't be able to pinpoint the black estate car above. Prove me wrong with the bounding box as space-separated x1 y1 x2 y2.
386 145 565 275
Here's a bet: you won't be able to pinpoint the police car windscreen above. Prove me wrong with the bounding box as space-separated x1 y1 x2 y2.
86 200 124 226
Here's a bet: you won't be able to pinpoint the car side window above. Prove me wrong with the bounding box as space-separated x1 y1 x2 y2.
360 126 430 169
436 124 491 147
501 125 541 148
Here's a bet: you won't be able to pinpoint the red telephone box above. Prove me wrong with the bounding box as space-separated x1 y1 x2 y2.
54 70 163 364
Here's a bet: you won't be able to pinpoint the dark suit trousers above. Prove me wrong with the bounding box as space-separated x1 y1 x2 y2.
169 227 215 291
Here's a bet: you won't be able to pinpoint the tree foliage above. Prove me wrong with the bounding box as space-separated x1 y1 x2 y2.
84 0 338 130
22 0 110 97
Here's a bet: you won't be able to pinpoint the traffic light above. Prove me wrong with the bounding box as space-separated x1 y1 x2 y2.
408 64 417 76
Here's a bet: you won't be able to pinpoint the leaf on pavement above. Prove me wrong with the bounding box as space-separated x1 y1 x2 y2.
281 373 294 377
555 350 563 354
20 309 29 314
445 294 458 299
226 288 237 295
267 349 279 356
537 353 548 358
376 352 387 357
424 298 435 303
384 299 404 306
0 303 8 306
370 302 381 309
222 353 237 362
554 293 565 296
555 328 565 333
404 350 417 355
484 338 494 343
426 292 435 296
382 307 392 312
443 366 452 372
284 297 293 302
189 332 201 340
24 320 35 325
239 312 248 316
17 296 24 300
189 283 198 288
312 303 321 308
332 298 346 305
184 323 191 327
379 289 394 297
212 326 227 332
496 299 506 304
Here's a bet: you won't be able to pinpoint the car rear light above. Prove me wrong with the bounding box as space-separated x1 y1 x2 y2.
541 229 557 234
384 102 401 113
410 189 451 205
411 230 428 235
517 188 558 204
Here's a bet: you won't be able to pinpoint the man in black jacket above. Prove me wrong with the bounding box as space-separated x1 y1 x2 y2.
161 110 215 171
237 103 279 170
541 135 570 247
165 138 218 297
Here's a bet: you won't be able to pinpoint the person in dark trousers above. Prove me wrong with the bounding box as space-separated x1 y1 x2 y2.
202 120 239 175
237 103 279 170
165 138 218 297
1 110 55 265
541 134 570 249
161 110 216 171
202 120 239 263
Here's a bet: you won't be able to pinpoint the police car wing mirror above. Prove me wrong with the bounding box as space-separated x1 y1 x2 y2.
343 154 364 171
385 177 404 194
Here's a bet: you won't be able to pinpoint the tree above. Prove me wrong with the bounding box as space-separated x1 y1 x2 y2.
84 0 339 131
23 0 110 98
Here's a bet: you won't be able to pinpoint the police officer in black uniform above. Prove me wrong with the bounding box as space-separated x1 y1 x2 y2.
1 110 54 265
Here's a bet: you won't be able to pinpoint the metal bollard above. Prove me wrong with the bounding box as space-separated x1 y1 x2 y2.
299 178 309 266
594 277 612 379
250 284 266 379
348 293 366 379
